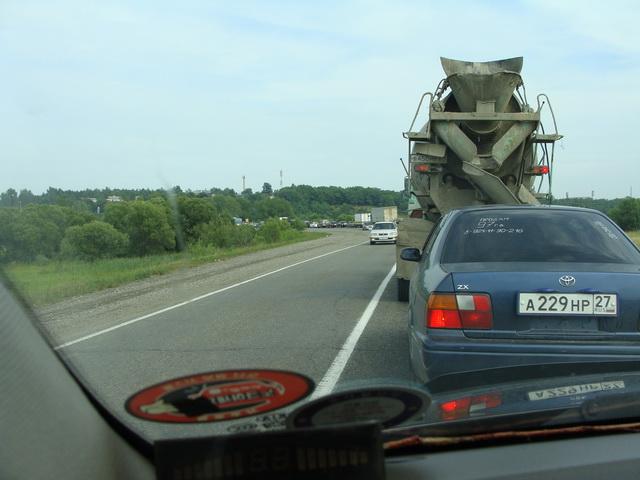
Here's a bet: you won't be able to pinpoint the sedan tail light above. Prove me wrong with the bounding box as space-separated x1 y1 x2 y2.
439 393 502 421
427 293 493 329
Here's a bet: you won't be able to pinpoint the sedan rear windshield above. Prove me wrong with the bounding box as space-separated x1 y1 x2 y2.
373 223 395 230
442 210 640 264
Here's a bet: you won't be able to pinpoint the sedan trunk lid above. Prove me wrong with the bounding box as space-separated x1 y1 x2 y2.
451 268 640 341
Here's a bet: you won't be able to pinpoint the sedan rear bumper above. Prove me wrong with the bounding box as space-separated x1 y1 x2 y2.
370 236 397 242
411 330 640 385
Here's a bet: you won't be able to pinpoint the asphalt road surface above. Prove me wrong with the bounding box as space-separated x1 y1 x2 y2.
38 229 413 439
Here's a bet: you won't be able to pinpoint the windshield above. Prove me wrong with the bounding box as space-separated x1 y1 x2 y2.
3 0 640 457
373 223 396 230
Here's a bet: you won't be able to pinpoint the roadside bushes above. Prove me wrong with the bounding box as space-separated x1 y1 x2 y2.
60 221 129 261
105 201 176 256
0 194 310 265
257 218 298 243
258 218 284 243
177 196 217 243
0 205 92 262
194 217 301 248
194 216 257 249
290 219 306 231
194 216 234 248
234 225 258 247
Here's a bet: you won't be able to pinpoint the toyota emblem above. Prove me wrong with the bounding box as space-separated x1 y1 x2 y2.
559 275 576 287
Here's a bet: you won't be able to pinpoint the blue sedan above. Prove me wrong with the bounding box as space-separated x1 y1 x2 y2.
402 205 640 385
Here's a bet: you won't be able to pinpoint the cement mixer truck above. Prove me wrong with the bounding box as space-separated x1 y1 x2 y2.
396 57 562 301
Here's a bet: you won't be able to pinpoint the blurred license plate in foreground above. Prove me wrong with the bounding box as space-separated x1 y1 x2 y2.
528 381 625 401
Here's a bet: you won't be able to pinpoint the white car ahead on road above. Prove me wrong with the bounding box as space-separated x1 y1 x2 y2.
369 221 397 245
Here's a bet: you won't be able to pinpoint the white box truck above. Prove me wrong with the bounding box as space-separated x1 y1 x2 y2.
354 213 371 223
371 206 397 223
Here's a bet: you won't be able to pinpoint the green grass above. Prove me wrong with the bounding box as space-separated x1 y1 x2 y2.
4 232 327 307
628 231 640 245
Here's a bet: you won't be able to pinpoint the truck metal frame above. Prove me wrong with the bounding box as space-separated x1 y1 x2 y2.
396 57 562 301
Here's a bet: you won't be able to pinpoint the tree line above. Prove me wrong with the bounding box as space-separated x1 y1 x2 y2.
0 197 304 263
0 184 407 263
552 196 640 231
551 196 624 214
0 184 406 220
10 184 634 264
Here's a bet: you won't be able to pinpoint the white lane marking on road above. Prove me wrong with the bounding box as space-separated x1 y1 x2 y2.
54 241 368 350
310 263 397 400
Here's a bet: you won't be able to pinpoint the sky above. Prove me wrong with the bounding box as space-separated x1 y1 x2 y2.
1 0 639 198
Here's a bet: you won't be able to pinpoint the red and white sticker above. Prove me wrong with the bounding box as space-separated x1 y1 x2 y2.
125 369 314 423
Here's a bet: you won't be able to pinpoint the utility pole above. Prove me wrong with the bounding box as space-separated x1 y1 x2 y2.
242 175 246 192
280 170 283 189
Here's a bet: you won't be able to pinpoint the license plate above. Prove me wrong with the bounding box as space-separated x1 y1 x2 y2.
518 293 617 316
528 380 625 401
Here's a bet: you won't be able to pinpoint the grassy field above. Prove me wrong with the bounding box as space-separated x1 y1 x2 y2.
628 231 640 245
4 231 327 307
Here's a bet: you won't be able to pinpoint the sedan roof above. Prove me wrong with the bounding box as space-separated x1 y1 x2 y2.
450 204 601 214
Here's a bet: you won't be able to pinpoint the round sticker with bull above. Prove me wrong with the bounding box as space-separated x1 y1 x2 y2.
126 369 314 423
286 386 429 429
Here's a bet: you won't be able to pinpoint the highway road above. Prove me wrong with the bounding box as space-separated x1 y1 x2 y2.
40 229 413 440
